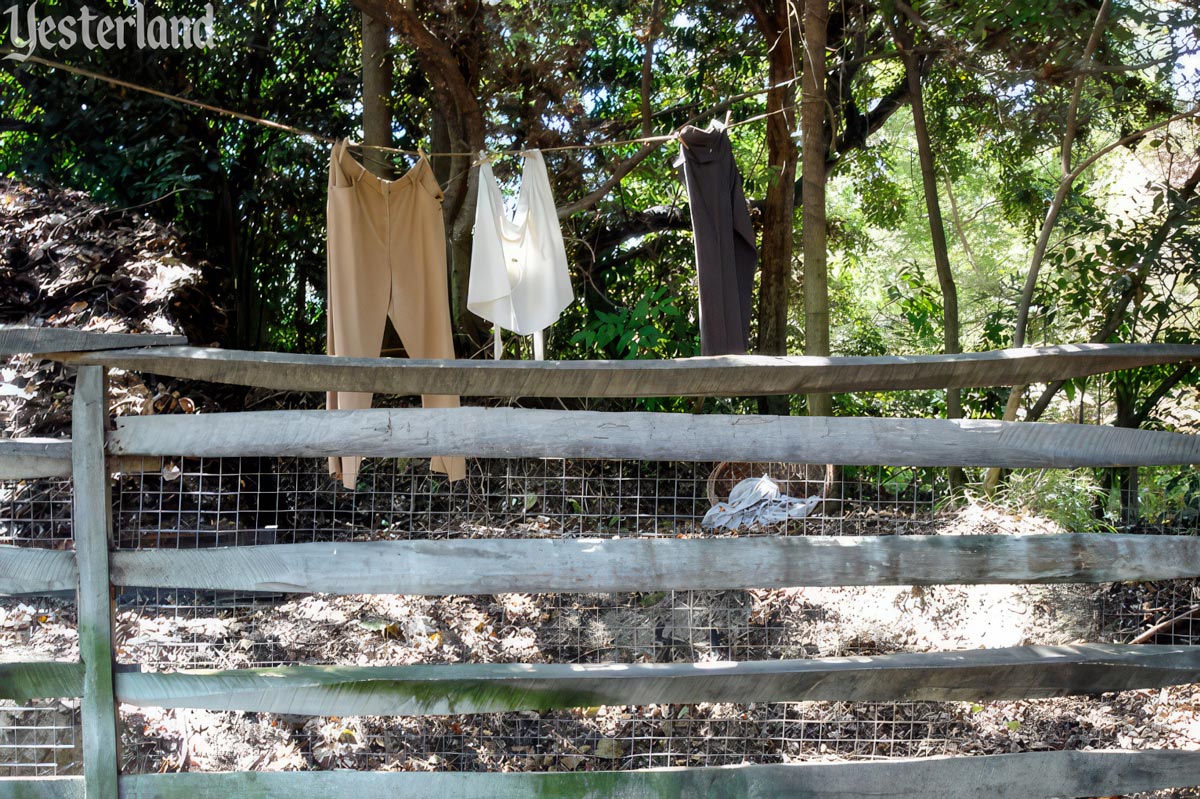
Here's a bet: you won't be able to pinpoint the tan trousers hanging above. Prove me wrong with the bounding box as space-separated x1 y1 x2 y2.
326 139 466 488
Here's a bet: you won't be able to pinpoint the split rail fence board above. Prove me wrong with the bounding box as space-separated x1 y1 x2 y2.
0 777 84 799
109 533 1200 595
0 661 85 701
64 342 1200 397
0 546 78 594
71 366 119 799
116 644 1200 714
0 439 163 479
0 325 186 357
116 750 1200 799
0 438 73 479
109 407 1200 467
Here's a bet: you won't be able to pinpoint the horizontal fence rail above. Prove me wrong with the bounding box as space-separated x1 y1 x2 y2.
10 751 1200 799
109 534 1200 594
0 661 84 701
109 407 1200 467
0 438 165 480
0 777 83 799
112 751 1200 799
0 325 186 356
0 546 78 594
116 645 1200 714
63 342 1200 397
0 438 73 479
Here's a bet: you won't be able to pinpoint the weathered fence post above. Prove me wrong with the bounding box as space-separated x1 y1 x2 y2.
72 365 118 799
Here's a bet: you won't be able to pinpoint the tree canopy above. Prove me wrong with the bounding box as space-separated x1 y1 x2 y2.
2 0 1197 436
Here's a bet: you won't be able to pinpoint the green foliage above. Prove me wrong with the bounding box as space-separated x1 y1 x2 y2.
991 469 1118 533
1139 467 1200 527
843 144 908 229
885 270 943 351
569 286 694 360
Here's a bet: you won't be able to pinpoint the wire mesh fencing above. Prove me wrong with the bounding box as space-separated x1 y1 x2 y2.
109 455 998 547
96 454 1200 791
0 476 73 549
1 476 79 778
0 700 81 777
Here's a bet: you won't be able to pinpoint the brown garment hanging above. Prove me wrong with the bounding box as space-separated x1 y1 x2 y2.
326 139 466 488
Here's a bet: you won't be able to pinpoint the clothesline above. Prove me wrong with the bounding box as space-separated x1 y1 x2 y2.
11 51 802 159
11 53 339 144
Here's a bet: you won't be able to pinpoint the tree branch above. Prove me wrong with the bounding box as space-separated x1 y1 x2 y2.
557 142 663 219
1061 0 1112 176
557 90 775 219
583 205 690 256
1133 364 1194 429
1022 157 1200 423
1014 0 1113 349
828 77 909 172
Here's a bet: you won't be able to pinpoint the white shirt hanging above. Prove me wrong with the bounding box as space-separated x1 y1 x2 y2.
468 149 573 358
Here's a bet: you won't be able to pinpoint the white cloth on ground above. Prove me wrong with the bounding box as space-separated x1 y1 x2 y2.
468 149 574 359
701 475 822 531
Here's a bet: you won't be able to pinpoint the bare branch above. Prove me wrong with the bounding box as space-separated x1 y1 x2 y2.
1015 0 1113 349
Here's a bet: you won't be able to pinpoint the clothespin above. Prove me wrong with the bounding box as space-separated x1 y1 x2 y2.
474 150 505 167
417 144 428 160
724 109 732 128
675 127 690 150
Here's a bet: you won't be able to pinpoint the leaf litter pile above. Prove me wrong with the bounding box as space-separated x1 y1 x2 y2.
2 178 1199 797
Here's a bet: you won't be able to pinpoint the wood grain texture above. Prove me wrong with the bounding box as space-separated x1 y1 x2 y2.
116 750 1200 799
0 326 185 356
116 644 1200 714
71 366 118 799
109 407 1200 467
0 439 155 479
109 534 1200 595
0 661 84 700
0 777 84 799
0 439 72 479
65 342 1200 397
0 546 78 595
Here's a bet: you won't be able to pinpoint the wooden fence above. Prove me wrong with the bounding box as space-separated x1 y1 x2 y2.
3 325 1200 798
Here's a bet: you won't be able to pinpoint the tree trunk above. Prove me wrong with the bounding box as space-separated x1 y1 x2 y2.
750 0 799 367
361 10 407 356
429 109 483 350
225 182 253 348
360 11 393 180
801 0 831 416
894 15 962 488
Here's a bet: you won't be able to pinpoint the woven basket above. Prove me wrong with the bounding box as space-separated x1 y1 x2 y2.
705 461 835 506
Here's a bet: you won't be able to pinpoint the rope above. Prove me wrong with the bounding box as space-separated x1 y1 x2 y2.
7 53 339 145
7 50 802 158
